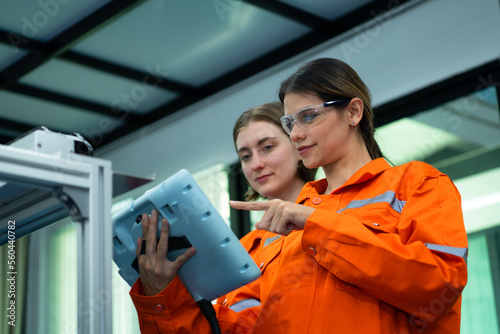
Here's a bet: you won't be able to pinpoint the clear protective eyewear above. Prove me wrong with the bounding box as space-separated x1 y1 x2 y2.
280 100 350 135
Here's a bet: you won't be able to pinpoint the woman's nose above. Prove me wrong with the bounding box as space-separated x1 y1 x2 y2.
251 155 265 170
290 124 304 142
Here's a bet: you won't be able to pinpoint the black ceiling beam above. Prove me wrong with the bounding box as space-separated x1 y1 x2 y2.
242 0 345 34
0 117 39 144
6 83 143 123
96 0 416 148
60 51 197 95
244 0 416 36
0 0 146 90
0 28 201 96
373 59 500 127
0 134 15 144
334 0 412 27
0 28 47 54
0 117 34 134
0 29 200 112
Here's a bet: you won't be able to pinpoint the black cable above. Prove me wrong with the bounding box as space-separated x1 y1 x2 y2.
196 299 222 334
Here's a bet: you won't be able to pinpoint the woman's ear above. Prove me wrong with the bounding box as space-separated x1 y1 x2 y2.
347 98 363 126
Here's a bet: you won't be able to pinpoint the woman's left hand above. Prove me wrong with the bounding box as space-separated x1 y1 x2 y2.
230 199 315 236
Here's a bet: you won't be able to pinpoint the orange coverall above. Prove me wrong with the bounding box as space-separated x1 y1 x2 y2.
130 158 468 333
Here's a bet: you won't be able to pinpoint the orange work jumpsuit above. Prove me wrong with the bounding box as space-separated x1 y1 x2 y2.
130 158 468 333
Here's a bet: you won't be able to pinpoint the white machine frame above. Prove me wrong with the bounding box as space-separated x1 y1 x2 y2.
0 144 113 333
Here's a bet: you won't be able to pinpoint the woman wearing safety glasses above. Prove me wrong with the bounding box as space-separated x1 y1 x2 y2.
231 59 467 334
131 58 468 334
230 58 468 333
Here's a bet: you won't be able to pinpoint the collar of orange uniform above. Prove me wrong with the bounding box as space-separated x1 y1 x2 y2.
242 229 268 252
296 158 392 203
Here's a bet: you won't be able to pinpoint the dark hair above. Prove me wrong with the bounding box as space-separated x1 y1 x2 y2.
279 58 384 160
233 101 317 201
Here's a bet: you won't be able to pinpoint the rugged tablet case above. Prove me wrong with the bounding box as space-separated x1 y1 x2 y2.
112 169 261 301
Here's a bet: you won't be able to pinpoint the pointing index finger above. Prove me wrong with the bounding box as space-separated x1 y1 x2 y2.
229 200 272 211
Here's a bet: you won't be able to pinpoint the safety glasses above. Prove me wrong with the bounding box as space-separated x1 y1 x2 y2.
280 100 350 135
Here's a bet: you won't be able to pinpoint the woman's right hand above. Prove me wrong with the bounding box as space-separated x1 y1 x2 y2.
136 209 196 296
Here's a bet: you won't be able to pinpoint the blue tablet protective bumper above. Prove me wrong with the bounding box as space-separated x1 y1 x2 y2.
112 169 261 301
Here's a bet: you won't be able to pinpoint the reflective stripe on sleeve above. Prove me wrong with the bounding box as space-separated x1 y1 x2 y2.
229 298 261 312
425 243 468 264
337 191 406 214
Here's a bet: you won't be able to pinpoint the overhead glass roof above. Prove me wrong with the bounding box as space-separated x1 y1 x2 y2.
19 58 178 114
71 0 311 86
0 0 390 148
0 1 111 41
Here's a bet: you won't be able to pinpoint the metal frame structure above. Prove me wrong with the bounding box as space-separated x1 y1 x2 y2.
0 144 113 333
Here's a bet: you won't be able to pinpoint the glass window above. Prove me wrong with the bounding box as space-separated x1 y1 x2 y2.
193 164 230 226
376 86 500 169
461 232 499 333
17 219 78 334
376 85 500 331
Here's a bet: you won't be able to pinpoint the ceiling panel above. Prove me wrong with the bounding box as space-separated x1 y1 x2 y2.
19 58 178 114
0 0 112 42
0 0 418 149
71 0 311 86
0 43 28 71
278 0 375 20
0 91 124 138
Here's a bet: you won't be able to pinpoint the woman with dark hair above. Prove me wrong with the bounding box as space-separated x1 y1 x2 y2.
232 58 468 333
131 58 467 334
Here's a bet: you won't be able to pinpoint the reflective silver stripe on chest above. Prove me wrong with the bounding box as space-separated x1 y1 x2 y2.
336 190 406 214
264 235 281 247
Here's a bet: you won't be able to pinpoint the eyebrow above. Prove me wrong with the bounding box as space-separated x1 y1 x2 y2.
237 136 277 153
257 136 277 146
